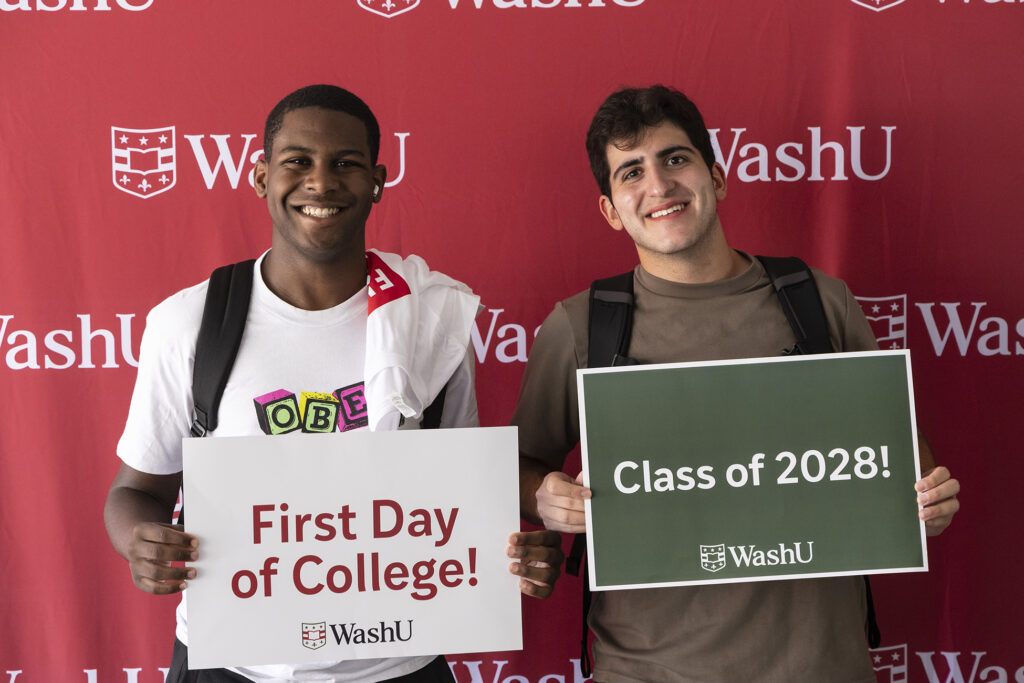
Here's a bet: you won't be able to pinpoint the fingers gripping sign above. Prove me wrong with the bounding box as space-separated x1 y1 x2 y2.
915 466 961 537
507 531 564 599
536 471 592 534
129 522 199 594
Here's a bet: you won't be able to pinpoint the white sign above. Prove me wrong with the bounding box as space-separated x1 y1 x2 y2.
182 427 522 669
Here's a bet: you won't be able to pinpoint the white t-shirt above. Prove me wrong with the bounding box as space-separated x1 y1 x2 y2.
117 252 478 682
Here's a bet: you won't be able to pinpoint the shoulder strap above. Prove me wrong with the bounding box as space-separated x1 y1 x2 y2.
569 269 637 679
588 270 637 368
190 259 256 437
420 386 447 430
757 255 834 355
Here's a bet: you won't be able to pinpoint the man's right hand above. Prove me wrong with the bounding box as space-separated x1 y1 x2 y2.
536 471 591 533
124 521 198 595
104 462 197 596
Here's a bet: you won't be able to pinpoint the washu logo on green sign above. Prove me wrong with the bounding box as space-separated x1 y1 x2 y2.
577 351 927 591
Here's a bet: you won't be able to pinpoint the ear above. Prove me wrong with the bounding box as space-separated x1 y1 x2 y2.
254 158 268 199
599 195 624 232
371 164 388 204
712 162 727 201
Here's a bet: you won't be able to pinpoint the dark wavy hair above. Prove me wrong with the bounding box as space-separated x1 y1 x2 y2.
586 85 716 198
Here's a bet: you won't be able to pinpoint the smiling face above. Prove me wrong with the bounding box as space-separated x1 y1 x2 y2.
599 120 728 276
254 106 386 266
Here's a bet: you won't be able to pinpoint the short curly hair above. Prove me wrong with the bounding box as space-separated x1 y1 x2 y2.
264 84 381 164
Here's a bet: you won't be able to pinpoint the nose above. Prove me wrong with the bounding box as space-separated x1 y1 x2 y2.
646 165 676 196
304 162 338 194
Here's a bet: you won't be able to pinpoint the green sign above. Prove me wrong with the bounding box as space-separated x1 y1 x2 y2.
578 351 927 590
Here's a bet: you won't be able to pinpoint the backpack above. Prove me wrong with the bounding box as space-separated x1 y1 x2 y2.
189 259 445 438
569 256 879 676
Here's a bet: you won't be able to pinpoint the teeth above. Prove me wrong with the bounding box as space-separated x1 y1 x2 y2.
650 204 684 219
301 206 340 218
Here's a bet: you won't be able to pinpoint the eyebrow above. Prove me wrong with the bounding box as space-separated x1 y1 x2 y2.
611 145 696 181
276 145 367 158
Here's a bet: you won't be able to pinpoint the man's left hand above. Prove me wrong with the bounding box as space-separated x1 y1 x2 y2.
507 531 563 598
916 466 960 536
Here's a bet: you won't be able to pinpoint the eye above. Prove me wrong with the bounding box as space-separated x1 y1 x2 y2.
667 155 688 166
623 167 641 181
285 157 310 167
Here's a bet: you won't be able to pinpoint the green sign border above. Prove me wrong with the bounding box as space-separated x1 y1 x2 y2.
578 351 928 591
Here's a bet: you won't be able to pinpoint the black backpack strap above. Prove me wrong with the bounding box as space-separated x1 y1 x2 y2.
564 269 637 679
568 273 637 573
420 385 447 430
865 574 881 648
757 256 833 355
573 270 638 575
578 556 594 678
587 271 637 368
190 259 255 437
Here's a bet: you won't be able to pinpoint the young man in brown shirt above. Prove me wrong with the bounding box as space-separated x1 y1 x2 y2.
512 85 960 683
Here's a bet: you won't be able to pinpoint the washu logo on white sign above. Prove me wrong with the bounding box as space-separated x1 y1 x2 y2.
301 622 327 650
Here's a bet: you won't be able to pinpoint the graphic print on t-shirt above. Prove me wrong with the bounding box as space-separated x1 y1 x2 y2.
252 382 369 435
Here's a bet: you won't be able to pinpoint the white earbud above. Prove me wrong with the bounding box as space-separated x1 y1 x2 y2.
373 185 380 197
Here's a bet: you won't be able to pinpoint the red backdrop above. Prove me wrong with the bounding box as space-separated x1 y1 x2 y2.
2 1 1021 681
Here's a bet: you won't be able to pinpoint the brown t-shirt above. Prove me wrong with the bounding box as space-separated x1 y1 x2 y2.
512 255 880 683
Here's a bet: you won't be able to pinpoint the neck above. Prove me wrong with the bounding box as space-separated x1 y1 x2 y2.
637 232 748 284
260 248 367 310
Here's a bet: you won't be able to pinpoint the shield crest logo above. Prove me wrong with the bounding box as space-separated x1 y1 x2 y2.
848 0 906 11
357 0 420 19
700 544 727 572
111 126 176 199
302 622 327 650
855 294 908 349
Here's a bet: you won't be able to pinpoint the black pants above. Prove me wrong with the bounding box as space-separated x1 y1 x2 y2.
167 638 456 682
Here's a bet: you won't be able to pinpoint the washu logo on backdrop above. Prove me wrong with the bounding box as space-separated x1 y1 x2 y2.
469 297 1024 364
0 0 153 10
853 0 1024 11
3 297 1022 371
446 0 643 7
10 648 1015 682
109 126 409 198
849 0 905 10
870 644 1024 683
709 126 896 183
357 0 419 17
112 127 176 198
854 295 1024 357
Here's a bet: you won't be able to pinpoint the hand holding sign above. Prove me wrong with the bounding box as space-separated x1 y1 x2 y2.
535 471 590 534
507 530 563 599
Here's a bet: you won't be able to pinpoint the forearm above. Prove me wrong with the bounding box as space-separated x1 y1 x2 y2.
519 455 553 526
103 464 181 560
104 487 175 559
